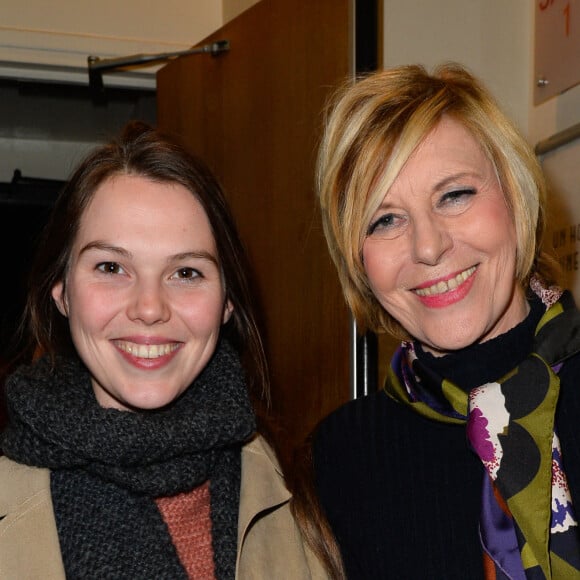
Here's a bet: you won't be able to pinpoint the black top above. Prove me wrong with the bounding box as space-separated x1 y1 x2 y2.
313 298 580 579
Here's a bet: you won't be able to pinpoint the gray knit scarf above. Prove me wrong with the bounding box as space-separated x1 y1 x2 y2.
1 338 256 580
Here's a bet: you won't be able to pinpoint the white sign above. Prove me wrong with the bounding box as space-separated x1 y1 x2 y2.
534 0 580 104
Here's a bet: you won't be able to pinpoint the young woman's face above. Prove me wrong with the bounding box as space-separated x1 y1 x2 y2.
52 174 232 410
362 116 528 355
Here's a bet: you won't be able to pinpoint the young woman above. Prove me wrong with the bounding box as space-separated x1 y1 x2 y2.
0 121 340 579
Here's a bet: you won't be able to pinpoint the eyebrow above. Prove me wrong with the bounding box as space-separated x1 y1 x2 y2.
432 171 481 191
78 241 219 266
373 170 483 212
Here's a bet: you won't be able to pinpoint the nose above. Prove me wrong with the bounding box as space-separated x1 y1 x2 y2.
126 281 171 325
411 214 453 265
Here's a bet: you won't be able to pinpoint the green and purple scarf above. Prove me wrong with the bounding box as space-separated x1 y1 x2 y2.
385 284 580 579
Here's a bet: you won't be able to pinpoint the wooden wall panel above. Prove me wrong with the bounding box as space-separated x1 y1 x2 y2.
157 0 353 450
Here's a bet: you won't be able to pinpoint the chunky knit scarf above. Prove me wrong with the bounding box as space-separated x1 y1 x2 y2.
1 339 256 580
385 285 580 579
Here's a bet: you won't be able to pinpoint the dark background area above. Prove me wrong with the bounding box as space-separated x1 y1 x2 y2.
0 173 63 355
0 174 64 430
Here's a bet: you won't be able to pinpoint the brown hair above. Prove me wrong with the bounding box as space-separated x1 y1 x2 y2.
317 63 559 338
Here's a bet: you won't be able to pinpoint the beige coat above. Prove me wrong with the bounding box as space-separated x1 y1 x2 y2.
0 436 328 579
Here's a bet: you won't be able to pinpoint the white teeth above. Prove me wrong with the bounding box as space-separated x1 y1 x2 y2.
115 341 178 359
415 266 476 297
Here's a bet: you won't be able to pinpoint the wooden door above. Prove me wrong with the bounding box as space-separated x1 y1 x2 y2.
156 0 352 453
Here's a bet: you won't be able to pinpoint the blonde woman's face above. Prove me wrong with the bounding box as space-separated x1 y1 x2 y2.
362 116 528 355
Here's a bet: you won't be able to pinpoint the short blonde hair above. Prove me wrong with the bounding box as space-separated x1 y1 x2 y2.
316 63 555 338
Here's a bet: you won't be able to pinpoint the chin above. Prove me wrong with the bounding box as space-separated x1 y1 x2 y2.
421 333 481 355
119 389 185 412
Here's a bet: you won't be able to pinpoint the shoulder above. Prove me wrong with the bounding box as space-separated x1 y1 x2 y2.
311 389 466 488
311 391 396 502
237 435 329 579
239 434 289 515
241 434 282 472
0 456 51 511
0 458 65 579
240 434 287 494
313 390 390 452
317 390 387 428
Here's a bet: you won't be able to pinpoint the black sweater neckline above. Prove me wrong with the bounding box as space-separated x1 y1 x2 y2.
413 296 544 392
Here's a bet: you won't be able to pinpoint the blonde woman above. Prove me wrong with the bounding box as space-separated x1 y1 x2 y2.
313 64 580 579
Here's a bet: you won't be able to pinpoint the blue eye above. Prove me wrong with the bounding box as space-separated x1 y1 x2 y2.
368 214 394 235
367 212 407 238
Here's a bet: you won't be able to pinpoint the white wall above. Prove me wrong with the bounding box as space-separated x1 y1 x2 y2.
0 0 258 182
0 0 223 87
382 0 579 149
0 0 259 88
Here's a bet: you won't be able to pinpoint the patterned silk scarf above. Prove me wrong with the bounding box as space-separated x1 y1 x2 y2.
384 286 580 579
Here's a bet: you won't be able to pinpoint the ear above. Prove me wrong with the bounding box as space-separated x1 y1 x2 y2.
51 281 69 317
222 299 234 324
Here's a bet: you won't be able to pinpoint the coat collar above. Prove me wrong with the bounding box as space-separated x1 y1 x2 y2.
238 434 291 541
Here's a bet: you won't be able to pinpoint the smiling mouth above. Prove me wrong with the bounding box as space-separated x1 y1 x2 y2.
414 266 477 297
114 341 180 359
